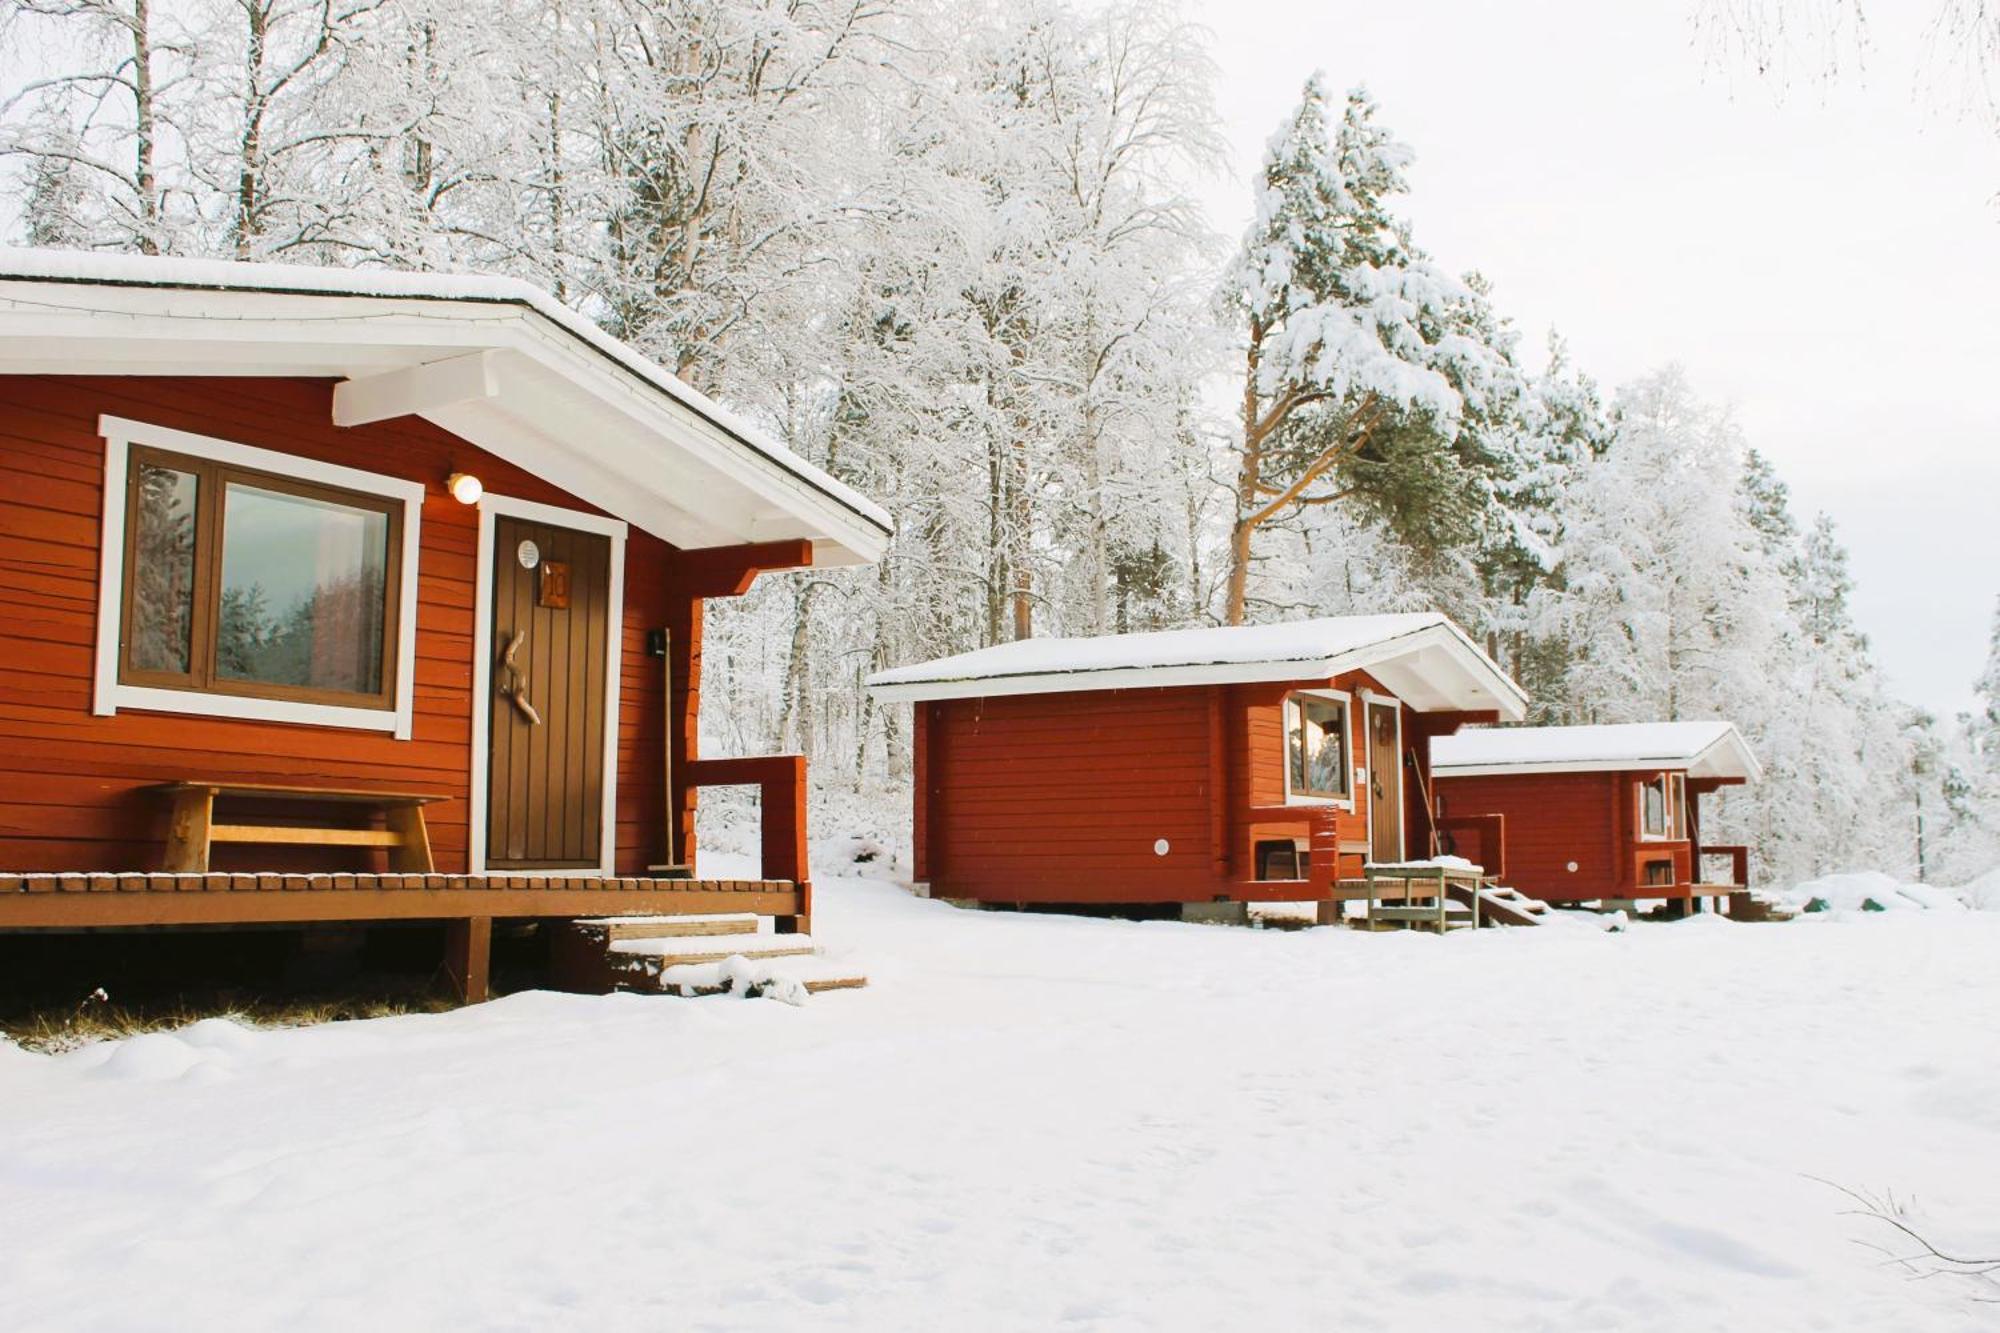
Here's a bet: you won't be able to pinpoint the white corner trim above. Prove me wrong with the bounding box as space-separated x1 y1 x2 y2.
465 493 627 877
92 415 424 739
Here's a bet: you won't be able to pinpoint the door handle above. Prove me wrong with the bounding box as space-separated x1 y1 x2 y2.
499 629 543 726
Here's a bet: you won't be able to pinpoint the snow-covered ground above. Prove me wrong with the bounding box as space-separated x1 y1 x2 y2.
4 867 1999 1331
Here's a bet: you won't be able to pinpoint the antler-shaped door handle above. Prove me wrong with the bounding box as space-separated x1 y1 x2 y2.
498 629 543 726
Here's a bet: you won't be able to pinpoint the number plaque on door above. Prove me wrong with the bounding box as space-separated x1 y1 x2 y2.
538 561 571 609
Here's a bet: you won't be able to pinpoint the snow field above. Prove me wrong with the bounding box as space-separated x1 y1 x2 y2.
1 868 1998 1330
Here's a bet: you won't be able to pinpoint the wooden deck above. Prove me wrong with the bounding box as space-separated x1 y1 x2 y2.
0 872 809 932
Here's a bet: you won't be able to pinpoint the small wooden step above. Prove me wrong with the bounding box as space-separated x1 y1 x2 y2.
580 913 763 941
651 955 870 998
608 932 816 966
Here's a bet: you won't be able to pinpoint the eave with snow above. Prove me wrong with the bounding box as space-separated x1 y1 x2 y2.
0 248 891 566
1432 721 1762 783
0 247 888 1002
868 614 1529 913
867 612 1530 717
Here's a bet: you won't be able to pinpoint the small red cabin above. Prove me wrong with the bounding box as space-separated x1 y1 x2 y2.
0 250 890 999
1430 721 1762 910
868 615 1528 916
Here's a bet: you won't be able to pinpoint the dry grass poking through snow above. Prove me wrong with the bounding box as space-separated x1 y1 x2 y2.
1 988 453 1055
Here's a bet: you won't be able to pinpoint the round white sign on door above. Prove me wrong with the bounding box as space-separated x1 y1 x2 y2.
517 539 541 570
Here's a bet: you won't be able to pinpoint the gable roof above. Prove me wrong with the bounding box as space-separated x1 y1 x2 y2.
1431 721 1762 782
867 612 1530 717
0 247 890 565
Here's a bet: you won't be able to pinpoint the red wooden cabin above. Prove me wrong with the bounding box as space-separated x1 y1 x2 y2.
0 250 889 999
868 615 1529 917
1430 721 1761 911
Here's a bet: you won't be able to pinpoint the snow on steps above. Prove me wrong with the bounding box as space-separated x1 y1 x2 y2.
612 935 868 1000
550 915 868 999
1471 886 1551 926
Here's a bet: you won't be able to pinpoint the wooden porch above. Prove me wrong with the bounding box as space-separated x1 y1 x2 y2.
0 754 819 1003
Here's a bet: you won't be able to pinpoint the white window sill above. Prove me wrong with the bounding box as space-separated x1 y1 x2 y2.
1284 794 1354 810
96 683 409 738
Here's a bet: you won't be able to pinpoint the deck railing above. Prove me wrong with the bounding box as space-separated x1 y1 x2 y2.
684 754 811 932
1696 844 1750 889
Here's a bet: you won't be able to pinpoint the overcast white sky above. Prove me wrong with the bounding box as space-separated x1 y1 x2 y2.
1195 0 2000 720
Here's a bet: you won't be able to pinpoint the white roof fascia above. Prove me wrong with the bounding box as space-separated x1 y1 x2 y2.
0 258 891 563
1433 725 1762 783
869 620 1529 719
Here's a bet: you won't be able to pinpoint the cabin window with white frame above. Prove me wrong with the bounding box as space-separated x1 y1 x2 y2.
1284 693 1350 801
119 446 402 709
1638 774 1684 840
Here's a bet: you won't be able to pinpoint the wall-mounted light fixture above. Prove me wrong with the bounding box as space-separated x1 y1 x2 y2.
447 471 483 505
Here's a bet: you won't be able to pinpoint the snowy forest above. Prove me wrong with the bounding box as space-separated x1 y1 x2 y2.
3 0 1995 888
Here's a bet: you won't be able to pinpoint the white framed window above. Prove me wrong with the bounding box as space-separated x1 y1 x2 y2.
1283 689 1353 805
93 415 424 738
1637 773 1685 841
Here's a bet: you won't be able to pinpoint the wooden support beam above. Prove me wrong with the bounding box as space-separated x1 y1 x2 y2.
332 350 499 427
666 539 813 600
444 915 492 1003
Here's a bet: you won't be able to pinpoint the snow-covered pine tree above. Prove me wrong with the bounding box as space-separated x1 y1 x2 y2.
1219 77 1515 625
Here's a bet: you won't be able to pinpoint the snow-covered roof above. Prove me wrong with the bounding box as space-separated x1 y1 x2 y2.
0 247 890 564
867 613 1530 717
1432 721 1762 782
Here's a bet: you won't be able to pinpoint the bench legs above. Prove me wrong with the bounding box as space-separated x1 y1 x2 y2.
384 803 436 873
444 916 493 1004
162 789 215 873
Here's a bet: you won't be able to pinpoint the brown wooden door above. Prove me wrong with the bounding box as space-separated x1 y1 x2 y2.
487 515 612 869
1368 701 1403 864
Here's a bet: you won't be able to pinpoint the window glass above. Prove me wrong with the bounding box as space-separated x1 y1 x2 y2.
1286 695 1349 799
1641 777 1668 837
215 482 389 694
128 461 199 674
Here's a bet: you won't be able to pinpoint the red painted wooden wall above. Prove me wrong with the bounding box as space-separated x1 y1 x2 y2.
0 374 717 876
1434 769 1694 902
912 670 1416 906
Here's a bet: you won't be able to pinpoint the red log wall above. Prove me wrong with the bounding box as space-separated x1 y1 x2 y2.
0 374 700 875
1433 769 1694 902
913 671 1409 905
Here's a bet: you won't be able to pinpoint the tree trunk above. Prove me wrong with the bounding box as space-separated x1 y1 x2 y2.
131 0 159 253
233 1 268 259
1225 329 1267 626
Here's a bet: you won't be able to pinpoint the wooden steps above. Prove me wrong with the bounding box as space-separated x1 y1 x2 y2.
1460 885 1552 927
590 913 762 941
607 932 818 965
1726 891 1800 923
550 915 867 998
654 956 871 998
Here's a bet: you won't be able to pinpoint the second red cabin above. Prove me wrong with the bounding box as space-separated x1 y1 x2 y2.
868 614 1528 914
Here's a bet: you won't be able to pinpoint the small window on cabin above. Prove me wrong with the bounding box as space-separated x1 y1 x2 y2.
1285 694 1350 801
1639 775 1679 839
120 446 401 708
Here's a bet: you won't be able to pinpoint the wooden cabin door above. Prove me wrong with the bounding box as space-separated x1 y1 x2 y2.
486 515 612 869
1367 701 1403 864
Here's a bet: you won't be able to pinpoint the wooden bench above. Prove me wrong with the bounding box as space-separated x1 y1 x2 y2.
149 782 445 874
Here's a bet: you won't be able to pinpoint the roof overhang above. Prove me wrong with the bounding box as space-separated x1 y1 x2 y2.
1433 726 1763 783
869 619 1529 719
0 252 892 565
